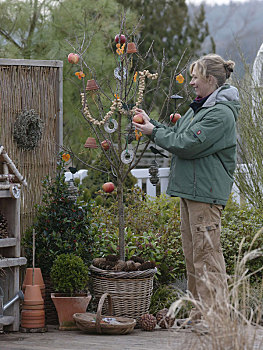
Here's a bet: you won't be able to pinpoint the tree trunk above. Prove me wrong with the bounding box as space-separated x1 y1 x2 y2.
117 176 125 261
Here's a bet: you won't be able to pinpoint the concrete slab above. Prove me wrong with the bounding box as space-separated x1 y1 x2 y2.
0 325 198 350
0 325 262 350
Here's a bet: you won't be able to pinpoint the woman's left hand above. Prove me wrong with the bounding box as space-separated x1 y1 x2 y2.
132 109 154 135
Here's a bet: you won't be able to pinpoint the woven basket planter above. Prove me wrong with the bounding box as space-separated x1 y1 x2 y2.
90 265 157 322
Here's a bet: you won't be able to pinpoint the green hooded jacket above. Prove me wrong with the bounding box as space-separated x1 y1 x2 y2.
150 84 240 206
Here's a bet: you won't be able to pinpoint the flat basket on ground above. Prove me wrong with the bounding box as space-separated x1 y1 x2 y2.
90 265 157 322
73 293 136 335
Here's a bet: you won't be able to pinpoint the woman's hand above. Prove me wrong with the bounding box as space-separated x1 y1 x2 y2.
132 108 154 135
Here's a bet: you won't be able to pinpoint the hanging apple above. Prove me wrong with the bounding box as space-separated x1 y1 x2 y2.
132 114 144 124
170 113 181 124
67 53 80 64
102 182 115 193
115 34 126 44
101 140 111 150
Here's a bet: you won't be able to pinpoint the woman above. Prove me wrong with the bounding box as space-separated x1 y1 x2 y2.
133 54 240 320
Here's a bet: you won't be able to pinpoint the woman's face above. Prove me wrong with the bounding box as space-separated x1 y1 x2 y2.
190 65 216 98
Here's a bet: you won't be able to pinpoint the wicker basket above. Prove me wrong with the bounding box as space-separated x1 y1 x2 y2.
90 265 157 322
73 293 136 335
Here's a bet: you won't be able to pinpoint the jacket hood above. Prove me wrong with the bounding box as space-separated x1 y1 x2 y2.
203 84 240 119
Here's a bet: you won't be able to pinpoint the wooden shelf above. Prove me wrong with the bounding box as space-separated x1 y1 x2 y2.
0 257 27 268
0 238 16 248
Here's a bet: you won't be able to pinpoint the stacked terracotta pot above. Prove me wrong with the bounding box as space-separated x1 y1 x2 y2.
21 268 45 329
22 268 45 299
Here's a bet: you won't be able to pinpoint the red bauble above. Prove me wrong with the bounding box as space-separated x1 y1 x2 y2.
132 114 144 124
115 34 126 44
67 53 79 64
102 182 115 193
170 113 181 124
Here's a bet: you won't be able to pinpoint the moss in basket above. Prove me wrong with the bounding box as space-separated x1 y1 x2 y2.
50 253 89 295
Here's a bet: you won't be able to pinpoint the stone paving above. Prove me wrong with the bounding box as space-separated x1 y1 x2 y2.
0 325 263 350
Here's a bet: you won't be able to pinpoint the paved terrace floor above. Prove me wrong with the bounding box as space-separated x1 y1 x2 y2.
0 325 263 350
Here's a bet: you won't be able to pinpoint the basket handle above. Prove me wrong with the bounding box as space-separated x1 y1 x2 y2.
95 293 113 334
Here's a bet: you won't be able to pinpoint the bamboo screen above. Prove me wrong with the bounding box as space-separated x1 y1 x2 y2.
0 59 63 235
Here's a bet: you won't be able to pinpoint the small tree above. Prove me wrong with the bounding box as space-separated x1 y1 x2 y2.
23 156 94 275
65 15 189 261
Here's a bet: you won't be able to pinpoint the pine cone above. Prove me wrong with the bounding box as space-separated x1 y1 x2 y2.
140 314 157 331
113 260 127 271
156 308 175 329
130 256 145 264
125 260 137 272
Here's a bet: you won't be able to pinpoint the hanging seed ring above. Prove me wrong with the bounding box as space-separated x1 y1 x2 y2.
104 119 118 133
121 149 134 164
13 109 44 151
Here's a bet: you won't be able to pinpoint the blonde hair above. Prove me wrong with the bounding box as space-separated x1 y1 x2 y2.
189 54 235 87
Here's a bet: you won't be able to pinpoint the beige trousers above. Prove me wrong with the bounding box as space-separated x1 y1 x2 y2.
180 198 227 312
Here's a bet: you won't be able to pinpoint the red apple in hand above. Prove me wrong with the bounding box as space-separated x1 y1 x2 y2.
115 34 126 44
101 139 111 150
68 53 80 64
132 113 144 124
102 182 115 193
170 113 181 124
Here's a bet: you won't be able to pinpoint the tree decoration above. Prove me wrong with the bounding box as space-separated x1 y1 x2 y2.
127 42 137 54
121 149 134 164
86 79 99 91
62 153 70 162
176 74 184 83
104 119 118 133
149 160 159 186
84 137 98 149
13 109 44 151
75 71 85 80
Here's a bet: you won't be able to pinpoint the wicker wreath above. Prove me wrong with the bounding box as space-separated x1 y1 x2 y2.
13 109 44 150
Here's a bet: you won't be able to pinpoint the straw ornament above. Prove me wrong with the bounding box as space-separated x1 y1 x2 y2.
80 70 158 125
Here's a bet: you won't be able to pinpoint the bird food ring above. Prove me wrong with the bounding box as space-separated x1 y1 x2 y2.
104 119 118 133
121 149 134 164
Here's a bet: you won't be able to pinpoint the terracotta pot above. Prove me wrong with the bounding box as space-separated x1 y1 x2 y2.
21 320 45 328
21 310 45 318
22 268 45 298
24 285 43 305
127 42 137 53
51 293 91 330
22 303 44 310
84 137 98 149
86 79 99 91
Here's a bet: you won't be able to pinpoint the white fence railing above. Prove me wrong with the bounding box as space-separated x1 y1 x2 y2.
65 167 242 203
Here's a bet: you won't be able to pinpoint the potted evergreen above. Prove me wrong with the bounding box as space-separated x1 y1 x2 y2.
50 253 91 330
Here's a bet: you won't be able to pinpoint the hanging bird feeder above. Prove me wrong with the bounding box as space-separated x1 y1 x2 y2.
127 42 137 54
84 137 98 149
149 160 160 186
86 79 99 91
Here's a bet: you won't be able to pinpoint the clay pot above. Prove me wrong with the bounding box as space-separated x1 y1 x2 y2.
22 303 44 310
51 293 91 330
21 285 46 329
23 285 43 305
84 137 98 149
86 79 99 91
127 42 137 53
22 268 45 298
21 319 45 328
